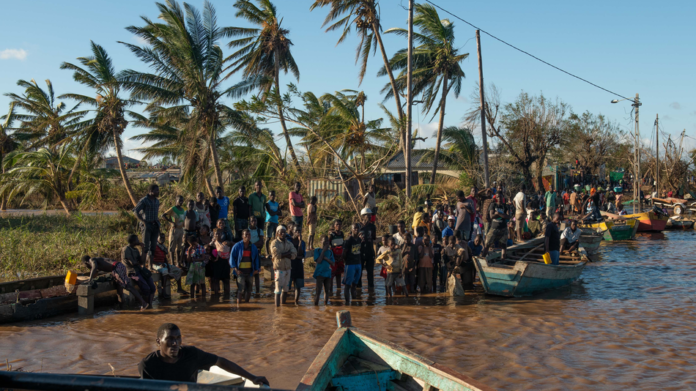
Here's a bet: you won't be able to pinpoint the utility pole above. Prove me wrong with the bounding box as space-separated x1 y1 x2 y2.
633 93 640 213
655 113 659 196
405 0 414 197
476 30 490 189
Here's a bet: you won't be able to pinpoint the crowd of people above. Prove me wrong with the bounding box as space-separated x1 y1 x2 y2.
80 178 637 310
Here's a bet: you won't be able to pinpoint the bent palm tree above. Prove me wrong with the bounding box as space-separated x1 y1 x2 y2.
226 0 302 174
381 4 467 181
0 145 75 215
60 41 138 206
310 0 404 122
120 0 234 188
5 79 87 150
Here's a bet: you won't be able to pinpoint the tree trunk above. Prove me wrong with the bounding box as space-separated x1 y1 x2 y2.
67 141 88 191
208 137 224 187
275 52 303 174
372 23 404 122
114 129 137 207
58 194 71 216
430 76 448 183
204 175 215 198
521 165 534 191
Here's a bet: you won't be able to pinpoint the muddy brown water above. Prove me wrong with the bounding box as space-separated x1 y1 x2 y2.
2 231 696 390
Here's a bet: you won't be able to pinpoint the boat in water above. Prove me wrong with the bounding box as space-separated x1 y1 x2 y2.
472 238 588 297
666 217 695 230
297 311 491 391
583 218 639 241
603 208 669 232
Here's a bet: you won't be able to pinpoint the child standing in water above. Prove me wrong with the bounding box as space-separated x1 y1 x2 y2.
185 236 207 298
290 227 306 304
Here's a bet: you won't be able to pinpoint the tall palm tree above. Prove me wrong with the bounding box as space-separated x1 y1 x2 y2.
310 0 404 123
5 79 87 150
0 103 19 210
0 145 75 215
120 0 235 188
380 4 467 181
60 41 139 206
226 0 303 174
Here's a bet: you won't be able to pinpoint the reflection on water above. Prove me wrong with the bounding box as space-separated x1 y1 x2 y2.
2 231 696 390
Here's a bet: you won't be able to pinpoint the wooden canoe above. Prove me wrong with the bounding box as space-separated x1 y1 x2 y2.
297 311 491 391
583 218 638 241
579 232 603 255
666 218 695 230
473 237 588 297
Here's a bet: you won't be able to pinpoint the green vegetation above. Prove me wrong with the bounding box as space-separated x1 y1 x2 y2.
0 213 135 277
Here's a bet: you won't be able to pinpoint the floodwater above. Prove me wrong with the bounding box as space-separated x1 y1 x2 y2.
2 231 696 390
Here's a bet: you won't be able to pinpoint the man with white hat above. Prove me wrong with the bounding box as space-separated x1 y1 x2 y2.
358 207 377 289
441 215 455 240
269 225 297 307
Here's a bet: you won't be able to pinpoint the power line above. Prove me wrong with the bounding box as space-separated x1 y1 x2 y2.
424 0 634 102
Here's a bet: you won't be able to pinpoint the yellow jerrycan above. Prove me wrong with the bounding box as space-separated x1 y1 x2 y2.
542 252 552 264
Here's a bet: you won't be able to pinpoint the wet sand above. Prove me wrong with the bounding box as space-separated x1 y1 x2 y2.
1 231 696 390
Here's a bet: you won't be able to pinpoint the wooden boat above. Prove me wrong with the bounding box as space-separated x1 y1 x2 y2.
666 217 695 230
298 311 491 391
584 218 638 241
602 210 669 232
472 238 588 297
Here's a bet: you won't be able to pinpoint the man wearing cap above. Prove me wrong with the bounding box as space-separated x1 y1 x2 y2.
442 215 455 240
270 225 297 306
358 208 377 289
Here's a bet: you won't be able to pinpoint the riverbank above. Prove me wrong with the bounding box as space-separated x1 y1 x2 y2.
0 213 132 277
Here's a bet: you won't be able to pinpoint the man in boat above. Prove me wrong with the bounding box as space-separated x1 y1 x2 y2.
122 234 157 309
481 194 510 259
544 213 562 265
560 220 581 254
139 323 269 386
81 255 149 310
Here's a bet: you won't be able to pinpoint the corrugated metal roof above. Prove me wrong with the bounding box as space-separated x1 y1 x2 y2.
386 150 446 170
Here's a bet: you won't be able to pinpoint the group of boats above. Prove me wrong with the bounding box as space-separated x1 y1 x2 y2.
472 202 694 298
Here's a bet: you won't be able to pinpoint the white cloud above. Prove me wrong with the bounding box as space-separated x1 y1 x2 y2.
0 48 28 60
669 102 681 110
133 35 148 45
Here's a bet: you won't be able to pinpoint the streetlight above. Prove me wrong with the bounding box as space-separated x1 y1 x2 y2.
611 94 642 213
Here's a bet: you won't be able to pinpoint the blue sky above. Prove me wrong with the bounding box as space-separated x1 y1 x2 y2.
1 0 694 160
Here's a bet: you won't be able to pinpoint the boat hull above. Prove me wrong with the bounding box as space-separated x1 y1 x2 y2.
298 315 491 391
620 211 668 232
473 257 586 297
587 220 638 241
579 234 602 255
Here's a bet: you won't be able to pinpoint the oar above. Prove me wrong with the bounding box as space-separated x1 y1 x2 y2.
517 244 545 262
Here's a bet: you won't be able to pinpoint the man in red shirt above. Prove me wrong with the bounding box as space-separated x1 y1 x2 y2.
289 182 305 233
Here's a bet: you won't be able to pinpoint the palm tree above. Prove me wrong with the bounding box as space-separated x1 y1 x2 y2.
120 0 235 188
310 0 404 123
380 4 467 181
226 0 303 174
5 79 87 150
0 145 74 215
60 41 139 206
0 103 20 210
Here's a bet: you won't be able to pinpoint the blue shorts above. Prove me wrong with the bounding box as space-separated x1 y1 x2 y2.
343 264 362 286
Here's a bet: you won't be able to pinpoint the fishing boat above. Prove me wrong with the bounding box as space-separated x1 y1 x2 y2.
666 217 695 230
602 209 669 232
297 311 491 391
583 218 639 241
472 238 588 297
